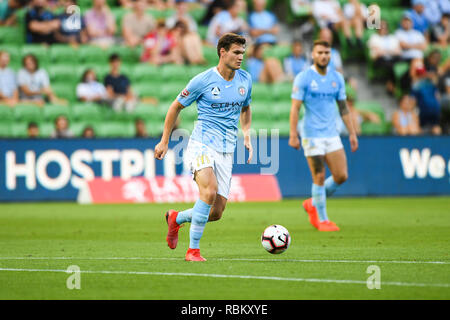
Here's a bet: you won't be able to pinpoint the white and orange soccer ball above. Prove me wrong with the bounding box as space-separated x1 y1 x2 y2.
261 225 291 254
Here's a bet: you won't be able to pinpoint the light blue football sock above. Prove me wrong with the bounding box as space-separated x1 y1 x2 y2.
312 184 328 222
189 199 212 249
176 208 193 225
325 176 340 197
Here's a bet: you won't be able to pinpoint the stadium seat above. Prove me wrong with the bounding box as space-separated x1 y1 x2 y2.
0 27 23 45
272 101 292 121
131 64 160 83
131 103 160 121
95 121 135 138
0 104 14 121
263 45 291 62
146 8 175 20
43 104 71 122
107 46 140 64
14 104 43 122
145 119 164 137
189 6 206 23
39 121 54 138
11 122 28 138
78 45 108 64
21 45 50 67
49 65 78 85
0 122 11 137
71 103 103 121
70 121 93 137
50 44 79 64
197 25 208 40
133 82 162 100
162 64 191 82
180 103 197 122
110 8 131 34
251 101 272 120
52 83 77 103
273 82 294 101
252 83 274 101
77 64 110 82
160 82 185 101
203 46 219 65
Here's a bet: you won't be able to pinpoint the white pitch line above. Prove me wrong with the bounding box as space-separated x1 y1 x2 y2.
0 267 449 288
0 256 449 265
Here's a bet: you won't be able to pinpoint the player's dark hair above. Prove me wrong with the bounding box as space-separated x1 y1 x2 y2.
217 33 246 58
312 40 331 49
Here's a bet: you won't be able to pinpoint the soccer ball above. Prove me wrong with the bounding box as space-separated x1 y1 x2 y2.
261 225 291 254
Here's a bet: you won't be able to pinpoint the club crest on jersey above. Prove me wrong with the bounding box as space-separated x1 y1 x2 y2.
211 86 221 99
310 80 319 90
332 81 337 88
238 86 246 96
180 88 190 97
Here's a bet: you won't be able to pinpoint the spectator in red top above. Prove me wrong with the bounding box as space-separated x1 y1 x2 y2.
141 20 183 65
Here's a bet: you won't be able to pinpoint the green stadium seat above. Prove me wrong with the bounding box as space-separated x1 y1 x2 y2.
71 121 94 137
263 45 291 62
203 46 219 65
110 8 131 34
178 119 195 134
252 83 274 101
131 64 160 83
0 27 23 45
39 121 54 138
49 65 79 85
133 82 162 99
272 101 292 121
145 119 164 137
188 65 207 78
14 104 43 122
21 45 49 67
79 45 108 64
382 8 405 30
131 103 160 121
0 104 14 121
77 64 110 82
251 101 271 120
272 121 290 136
146 8 175 20
162 64 191 81
189 6 206 23
11 122 28 138
107 46 140 64
43 104 71 122
197 25 208 40
273 82 294 101
180 103 197 122
71 103 103 121
95 121 134 138
50 44 79 64
0 122 11 137
52 83 77 103
160 82 185 101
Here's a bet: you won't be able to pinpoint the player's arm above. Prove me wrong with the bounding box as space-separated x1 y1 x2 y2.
337 100 359 152
240 105 253 163
288 99 302 150
154 99 184 160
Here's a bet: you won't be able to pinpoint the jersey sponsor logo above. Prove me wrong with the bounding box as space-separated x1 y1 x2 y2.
180 88 190 97
238 86 246 96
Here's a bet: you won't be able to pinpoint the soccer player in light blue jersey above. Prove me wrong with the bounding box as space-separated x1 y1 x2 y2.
289 40 359 232
154 33 253 261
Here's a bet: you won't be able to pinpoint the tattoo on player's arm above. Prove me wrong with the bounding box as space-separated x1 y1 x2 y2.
337 100 350 116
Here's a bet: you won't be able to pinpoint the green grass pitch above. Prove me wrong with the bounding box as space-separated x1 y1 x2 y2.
0 197 449 300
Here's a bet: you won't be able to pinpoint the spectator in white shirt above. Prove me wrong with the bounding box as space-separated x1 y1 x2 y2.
312 0 352 46
0 51 19 107
368 20 402 94
343 0 367 48
395 13 428 61
76 68 109 104
18 54 67 106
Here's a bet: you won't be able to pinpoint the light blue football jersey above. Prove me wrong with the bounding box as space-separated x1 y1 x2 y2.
291 65 346 138
177 67 252 153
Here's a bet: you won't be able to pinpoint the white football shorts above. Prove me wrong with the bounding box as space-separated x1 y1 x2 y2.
301 136 344 157
184 139 233 199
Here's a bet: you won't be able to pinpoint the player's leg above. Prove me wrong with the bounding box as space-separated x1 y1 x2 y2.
208 194 227 222
306 155 328 222
185 167 217 261
324 138 348 197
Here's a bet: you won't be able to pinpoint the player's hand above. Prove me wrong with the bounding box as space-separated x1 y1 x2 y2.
244 135 253 164
349 133 359 152
288 134 301 150
154 141 168 160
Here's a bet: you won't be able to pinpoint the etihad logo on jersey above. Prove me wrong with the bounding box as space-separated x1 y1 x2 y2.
211 101 245 111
